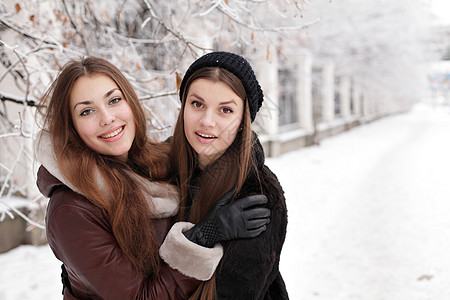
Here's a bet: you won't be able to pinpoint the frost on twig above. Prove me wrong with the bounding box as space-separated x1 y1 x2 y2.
0 0 308 225
0 0 439 230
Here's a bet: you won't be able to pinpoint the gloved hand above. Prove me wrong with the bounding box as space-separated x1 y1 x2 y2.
183 188 270 248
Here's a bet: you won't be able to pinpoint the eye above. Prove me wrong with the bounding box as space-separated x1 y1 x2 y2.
220 107 233 114
191 100 203 109
80 108 94 116
109 97 121 105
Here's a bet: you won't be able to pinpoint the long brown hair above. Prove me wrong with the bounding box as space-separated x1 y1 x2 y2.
171 67 259 299
37 57 170 275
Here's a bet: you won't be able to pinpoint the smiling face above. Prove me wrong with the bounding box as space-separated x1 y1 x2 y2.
70 74 136 161
183 78 244 169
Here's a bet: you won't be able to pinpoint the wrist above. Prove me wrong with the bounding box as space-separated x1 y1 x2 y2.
198 220 220 248
183 227 211 247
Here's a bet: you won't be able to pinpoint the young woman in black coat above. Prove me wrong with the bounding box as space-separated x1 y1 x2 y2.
167 51 289 299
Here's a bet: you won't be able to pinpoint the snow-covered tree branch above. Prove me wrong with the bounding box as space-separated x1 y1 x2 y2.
0 0 307 227
0 0 442 233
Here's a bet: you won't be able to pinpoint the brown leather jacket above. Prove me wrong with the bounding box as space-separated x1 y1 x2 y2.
37 166 199 299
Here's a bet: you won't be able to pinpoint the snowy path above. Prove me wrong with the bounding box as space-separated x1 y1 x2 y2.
0 103 449 299
268 103 450 299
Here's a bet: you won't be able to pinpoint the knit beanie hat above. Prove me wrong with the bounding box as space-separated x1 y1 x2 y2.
179 51 264 122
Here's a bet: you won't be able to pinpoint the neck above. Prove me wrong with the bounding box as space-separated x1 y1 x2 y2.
117 152 129 162
197 152 224 170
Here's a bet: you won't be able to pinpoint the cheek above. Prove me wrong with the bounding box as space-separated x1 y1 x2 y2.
183 109 194 131
183 121 193 144
125 111 136 130
224 126 239 146
73 118 97 141
120 104 136 132
223 118 240 141
78 124 97 143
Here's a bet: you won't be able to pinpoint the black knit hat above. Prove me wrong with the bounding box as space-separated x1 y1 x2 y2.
179 51 264 122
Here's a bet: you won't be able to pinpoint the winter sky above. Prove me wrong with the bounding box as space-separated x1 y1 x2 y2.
430 0 450 25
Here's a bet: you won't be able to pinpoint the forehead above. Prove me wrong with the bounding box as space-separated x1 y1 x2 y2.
70 74 119 103
187 78 243 104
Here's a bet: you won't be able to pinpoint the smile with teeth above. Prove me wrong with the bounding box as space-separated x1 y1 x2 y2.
196 132 217 139
100 126 124 139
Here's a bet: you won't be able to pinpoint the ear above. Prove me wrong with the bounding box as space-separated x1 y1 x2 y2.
238 120 244 132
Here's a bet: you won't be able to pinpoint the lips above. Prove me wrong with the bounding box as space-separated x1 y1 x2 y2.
195 132 217 139
194 131 218 145
99 126 124 139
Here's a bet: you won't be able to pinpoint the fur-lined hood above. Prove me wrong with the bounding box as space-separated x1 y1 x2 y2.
35 130 180 218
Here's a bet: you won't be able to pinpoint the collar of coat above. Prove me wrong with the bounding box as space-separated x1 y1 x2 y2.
252 132 266 169
34 130 180 218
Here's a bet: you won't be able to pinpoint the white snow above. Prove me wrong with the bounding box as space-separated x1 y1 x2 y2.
0 244 61 299
1 102 449 299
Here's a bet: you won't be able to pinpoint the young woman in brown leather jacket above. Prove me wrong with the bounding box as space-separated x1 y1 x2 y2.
35 57 270 299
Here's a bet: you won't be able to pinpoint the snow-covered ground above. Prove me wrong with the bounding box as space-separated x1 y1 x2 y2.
1 102 449 299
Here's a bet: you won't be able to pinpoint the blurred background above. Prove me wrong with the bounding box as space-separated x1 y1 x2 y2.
0 0 449 299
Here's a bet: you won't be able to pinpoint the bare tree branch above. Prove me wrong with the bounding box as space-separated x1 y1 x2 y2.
0 92 39 107
61 0 90 55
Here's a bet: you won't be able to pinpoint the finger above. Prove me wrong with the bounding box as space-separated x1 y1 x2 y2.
246 218 270 230
215 187 238 206
234 194 268 209
245 207 271 220
245 226 267 238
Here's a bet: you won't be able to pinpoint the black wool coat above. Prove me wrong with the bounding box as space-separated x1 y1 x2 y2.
191 138 289 299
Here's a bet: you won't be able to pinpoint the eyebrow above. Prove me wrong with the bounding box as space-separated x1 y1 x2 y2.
188 93 238 106
73 88 120 110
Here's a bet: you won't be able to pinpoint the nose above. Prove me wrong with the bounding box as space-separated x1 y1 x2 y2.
199 109 215 127
99 108 115 126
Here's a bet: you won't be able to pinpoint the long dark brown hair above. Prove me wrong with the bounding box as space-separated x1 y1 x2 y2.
37 57 170 275
170 67 260 299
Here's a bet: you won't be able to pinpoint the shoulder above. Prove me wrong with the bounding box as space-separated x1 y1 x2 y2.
243 164 286 209
45 181 113 265
240 163 288 237
248 133 286 206
44 176 109 245
46 185 103 219
46 187 111 254
260 164 284 194
242 164 288 244
37 165 104 219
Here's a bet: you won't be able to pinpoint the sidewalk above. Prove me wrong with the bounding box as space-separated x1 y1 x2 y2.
270 103 450 299
1 103 449 299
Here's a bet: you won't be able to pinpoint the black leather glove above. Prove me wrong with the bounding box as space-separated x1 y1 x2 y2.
183 188 270 248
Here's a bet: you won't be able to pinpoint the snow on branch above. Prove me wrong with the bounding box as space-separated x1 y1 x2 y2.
0 0 310 226
0 91 38 107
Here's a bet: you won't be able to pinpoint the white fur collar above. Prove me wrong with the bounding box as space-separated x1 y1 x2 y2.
35 131 179 218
